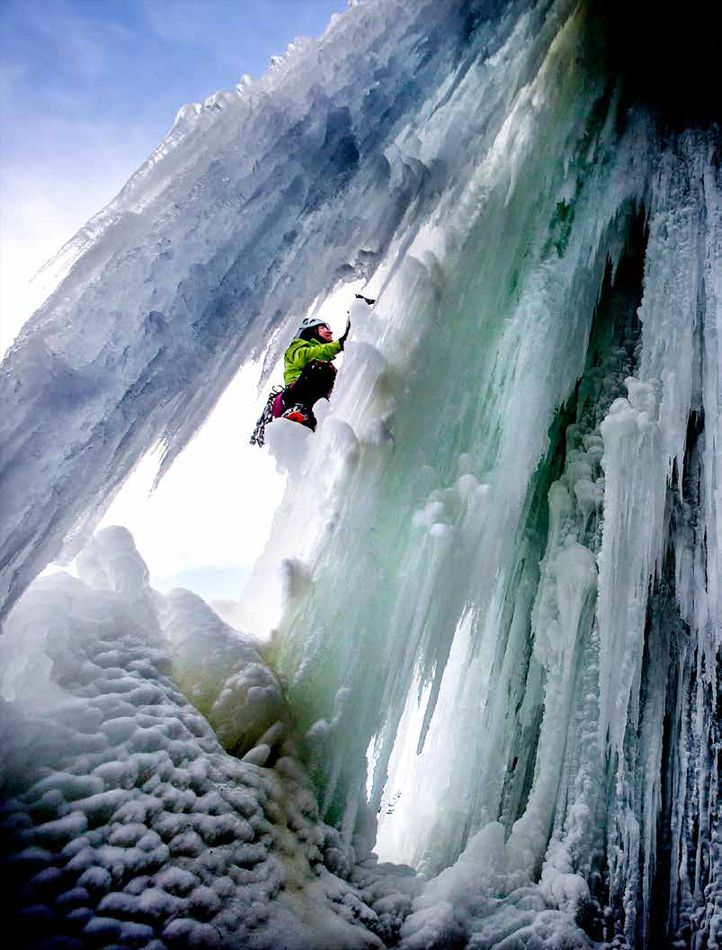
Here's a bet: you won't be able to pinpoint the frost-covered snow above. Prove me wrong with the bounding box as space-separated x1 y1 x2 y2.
1 0 720 948
0 527 414 949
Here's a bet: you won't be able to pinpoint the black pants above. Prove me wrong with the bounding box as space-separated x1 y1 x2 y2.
281 360 337 430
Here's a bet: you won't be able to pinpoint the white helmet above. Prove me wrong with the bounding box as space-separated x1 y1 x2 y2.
296 316 329 336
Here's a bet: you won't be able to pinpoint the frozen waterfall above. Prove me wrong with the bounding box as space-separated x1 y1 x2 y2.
0 1 719 948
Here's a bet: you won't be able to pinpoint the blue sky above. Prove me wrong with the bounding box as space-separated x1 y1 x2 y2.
0 0 347 349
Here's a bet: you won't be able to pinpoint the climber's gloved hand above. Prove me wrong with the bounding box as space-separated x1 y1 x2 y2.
338 316 351 349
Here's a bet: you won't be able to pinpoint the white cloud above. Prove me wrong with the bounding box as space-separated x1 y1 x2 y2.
7 0 130 83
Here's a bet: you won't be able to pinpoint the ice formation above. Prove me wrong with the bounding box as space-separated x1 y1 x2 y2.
1 0 720 948
0 528 416 948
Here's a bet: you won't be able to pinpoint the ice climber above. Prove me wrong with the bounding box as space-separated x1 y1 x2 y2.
250 294 375 446
250 315 349 445
278 314 350 429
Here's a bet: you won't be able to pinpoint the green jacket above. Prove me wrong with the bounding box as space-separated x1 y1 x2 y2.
283 338 342 385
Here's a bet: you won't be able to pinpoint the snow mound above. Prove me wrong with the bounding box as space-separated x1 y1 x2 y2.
0 528 390 949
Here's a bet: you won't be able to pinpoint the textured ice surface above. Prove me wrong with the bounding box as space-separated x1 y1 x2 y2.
0 527 416 949
1 0 720 947
0 0 527 619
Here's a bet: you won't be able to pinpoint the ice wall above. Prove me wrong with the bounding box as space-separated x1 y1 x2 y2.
0 0 537 620
0 0 720 948
238 5 721 947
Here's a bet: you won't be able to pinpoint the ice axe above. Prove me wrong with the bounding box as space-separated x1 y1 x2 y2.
342 292 376 342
